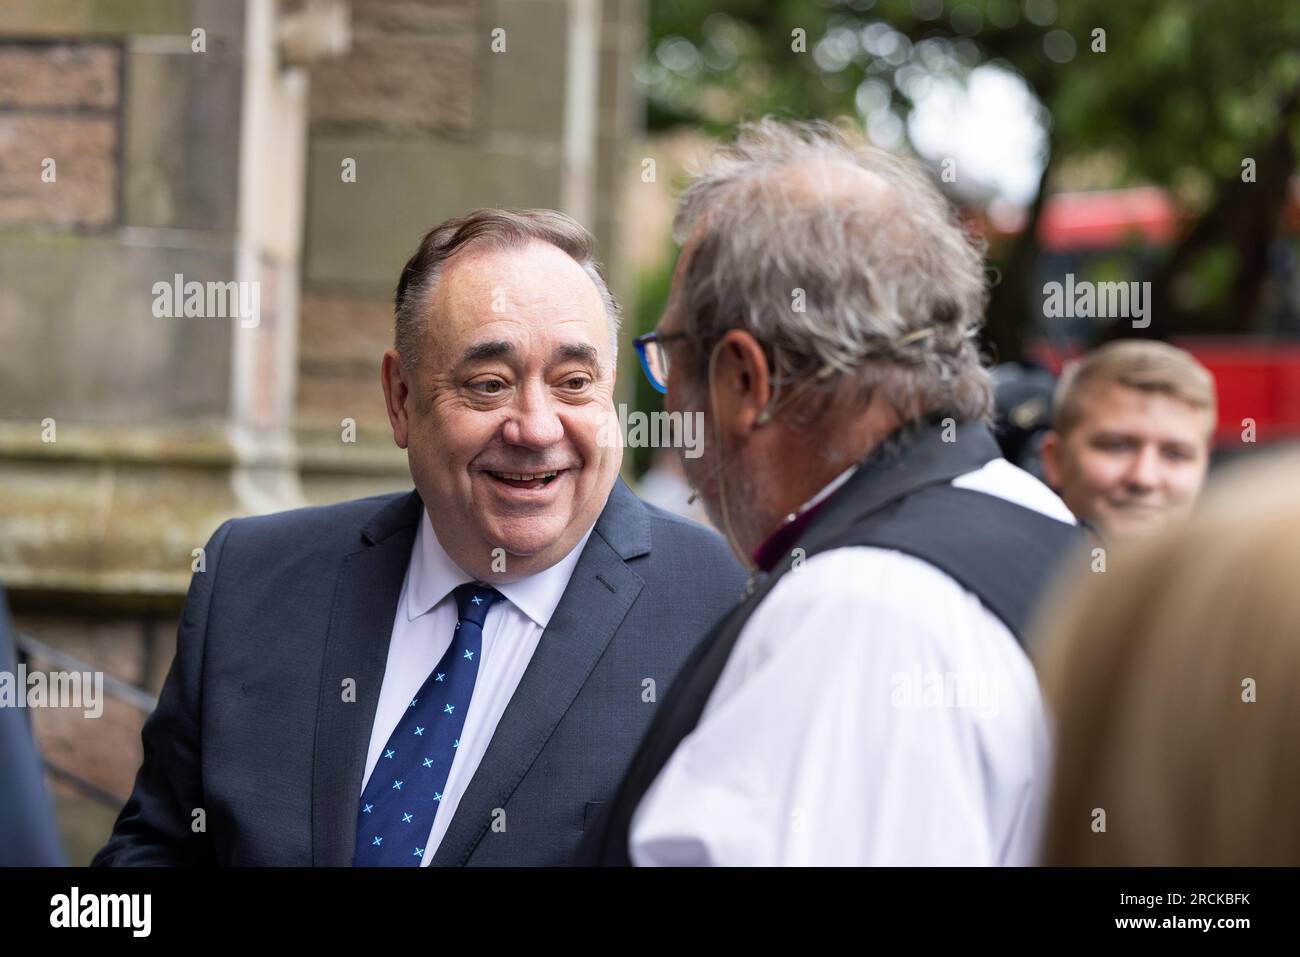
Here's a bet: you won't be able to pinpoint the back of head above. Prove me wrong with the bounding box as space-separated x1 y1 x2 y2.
672 118 993 426
1034 447 1300 864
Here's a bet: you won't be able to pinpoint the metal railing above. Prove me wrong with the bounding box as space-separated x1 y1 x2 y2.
14 630 159 810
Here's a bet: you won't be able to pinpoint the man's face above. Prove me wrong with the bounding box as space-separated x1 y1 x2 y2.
394 241 621 578
660 245 717 522
1042 384 1213 539
659 241 759 541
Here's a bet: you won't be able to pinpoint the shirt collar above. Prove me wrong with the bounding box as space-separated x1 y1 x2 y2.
751 463 858 572
405 509 595 628
801 463 858 513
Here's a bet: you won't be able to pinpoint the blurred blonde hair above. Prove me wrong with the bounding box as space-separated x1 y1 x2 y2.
1052 339 1217 438
1034 446 1300 865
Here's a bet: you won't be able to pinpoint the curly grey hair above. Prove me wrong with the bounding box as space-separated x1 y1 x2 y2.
673 118 993 424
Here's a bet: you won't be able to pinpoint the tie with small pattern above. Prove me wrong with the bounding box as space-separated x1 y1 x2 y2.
354 582 503 866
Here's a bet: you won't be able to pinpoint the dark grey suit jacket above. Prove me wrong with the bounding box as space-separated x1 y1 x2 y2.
92 479 744 866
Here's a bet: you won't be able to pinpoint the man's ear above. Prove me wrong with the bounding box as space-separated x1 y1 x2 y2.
710 329 772 436
1040 429 1062 490
381 348 412 450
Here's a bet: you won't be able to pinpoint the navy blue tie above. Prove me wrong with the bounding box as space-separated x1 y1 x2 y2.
354 583 503 866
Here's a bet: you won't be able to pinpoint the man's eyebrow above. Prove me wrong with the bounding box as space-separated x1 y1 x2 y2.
460 340 514 364
552 343 599 365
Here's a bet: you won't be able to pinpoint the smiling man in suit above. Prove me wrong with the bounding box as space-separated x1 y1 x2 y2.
93 208 745 866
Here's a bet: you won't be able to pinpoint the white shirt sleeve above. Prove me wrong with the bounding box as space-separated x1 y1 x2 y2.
628 546 1050 866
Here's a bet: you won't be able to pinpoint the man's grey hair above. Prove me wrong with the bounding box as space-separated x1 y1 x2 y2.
673 118 993 424
394 208 621 368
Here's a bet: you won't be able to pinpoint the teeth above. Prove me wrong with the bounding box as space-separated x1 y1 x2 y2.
492 471 558 482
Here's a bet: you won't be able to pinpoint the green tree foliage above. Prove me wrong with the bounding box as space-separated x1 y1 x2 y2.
645 0 1300 355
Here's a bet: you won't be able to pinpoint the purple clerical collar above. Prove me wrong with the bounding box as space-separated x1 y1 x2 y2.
750 465 858 572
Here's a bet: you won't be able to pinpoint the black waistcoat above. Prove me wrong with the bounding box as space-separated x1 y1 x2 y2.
576 419 1083 865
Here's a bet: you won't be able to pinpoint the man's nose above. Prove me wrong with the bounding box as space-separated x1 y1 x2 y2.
501 385 565 449
1124 443 1161 491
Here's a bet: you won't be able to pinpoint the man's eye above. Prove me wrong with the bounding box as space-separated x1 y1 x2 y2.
472 380 505 395
561 376 591 390
1093 437 1132 452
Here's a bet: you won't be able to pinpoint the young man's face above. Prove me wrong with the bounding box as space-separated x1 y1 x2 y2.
1041 384 1213 540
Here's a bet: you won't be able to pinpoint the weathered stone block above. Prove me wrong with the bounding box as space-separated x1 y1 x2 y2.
296 368 390 434
303 135 564 290
0 236 235 421
349 0 478 34
483 0 568 137
310 33 477 131
0 115 116 226
0 0 189 38
120 46 243 233
0 42 119 110
121 50 188 228
298 290 394 365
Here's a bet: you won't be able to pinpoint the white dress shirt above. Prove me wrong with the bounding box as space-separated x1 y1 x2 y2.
629 457 1076 866
362 510 593 864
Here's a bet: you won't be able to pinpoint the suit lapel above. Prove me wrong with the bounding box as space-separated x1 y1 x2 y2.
431 480 649 865
312 492 422 866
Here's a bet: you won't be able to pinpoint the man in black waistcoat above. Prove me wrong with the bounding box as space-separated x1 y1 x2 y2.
580 119 1084 866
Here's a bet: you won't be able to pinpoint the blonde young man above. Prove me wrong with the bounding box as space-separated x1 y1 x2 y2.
1040 340 1217 540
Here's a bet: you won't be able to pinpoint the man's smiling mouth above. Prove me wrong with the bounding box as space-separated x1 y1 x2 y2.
485 469 564 490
